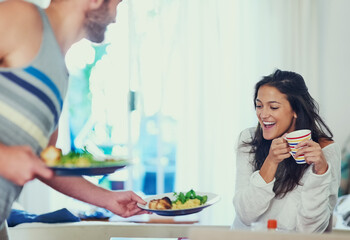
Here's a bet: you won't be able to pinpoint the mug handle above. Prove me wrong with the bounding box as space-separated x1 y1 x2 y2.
283 135 296 159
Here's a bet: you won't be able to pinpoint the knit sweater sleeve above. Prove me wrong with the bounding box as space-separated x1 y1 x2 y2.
296 143 341 232
233 128 276 225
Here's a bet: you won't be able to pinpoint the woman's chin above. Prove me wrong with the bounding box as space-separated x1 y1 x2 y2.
262 131 275 140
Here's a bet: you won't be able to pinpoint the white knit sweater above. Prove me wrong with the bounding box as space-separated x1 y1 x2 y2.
232 127 341 233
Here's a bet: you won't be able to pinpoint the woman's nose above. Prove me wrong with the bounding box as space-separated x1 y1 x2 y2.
259 108 270 118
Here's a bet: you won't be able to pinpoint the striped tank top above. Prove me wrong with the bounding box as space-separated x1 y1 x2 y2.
0 6 68 224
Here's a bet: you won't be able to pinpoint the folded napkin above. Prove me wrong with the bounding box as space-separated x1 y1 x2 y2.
7 208 80 227
77 207 113 220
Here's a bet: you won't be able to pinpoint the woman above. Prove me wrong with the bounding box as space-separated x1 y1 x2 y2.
232 69 341 232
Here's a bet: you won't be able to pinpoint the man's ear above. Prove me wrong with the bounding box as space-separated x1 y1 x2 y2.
88 0 104 10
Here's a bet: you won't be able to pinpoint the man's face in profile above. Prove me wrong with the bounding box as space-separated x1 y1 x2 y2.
84 0 122 43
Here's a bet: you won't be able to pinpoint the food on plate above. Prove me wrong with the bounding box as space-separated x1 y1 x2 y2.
40 146 125 168
172 198 201 210
149 197 172 210
148 189 208 210
172 189 208 210
40 145 62 166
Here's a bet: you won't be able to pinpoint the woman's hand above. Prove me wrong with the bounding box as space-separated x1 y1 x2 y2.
294 140 328 174
0 144 53 185
104 190 150 218
260 135 291 183
266 135 291 165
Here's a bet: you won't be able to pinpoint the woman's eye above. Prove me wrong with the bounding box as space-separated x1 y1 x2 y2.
270 106 279 110
256 105 262 109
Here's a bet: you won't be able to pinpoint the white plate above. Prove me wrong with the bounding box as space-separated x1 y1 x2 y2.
137 192 220 216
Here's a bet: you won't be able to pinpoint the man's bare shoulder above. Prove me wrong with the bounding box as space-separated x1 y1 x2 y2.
0 1 39 17
0 1 42 30
0 0 43 66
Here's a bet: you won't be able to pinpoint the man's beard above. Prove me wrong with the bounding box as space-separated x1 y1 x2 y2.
84 3 113 43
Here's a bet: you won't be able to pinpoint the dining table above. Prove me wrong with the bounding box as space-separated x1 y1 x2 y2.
9 205 350 240
8 213 230 240
188 227 350 240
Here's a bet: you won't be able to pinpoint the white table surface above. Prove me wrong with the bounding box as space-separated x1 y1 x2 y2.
9 214 350 240
189 228 350 240
9 221 230 240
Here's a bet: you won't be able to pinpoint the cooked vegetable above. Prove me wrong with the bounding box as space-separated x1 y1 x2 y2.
173 189 208 205
41 146 126 168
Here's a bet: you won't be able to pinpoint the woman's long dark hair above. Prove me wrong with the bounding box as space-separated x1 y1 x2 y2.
248 69 333 198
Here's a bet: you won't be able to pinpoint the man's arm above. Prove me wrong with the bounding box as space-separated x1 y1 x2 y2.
48 129 59 147
41 129 148 217
40 168 148 218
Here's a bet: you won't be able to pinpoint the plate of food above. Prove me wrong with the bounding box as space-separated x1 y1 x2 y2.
137 189 220 216
40 146 129 176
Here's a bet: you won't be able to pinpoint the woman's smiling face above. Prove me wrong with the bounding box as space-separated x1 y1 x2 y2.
255 85 297 140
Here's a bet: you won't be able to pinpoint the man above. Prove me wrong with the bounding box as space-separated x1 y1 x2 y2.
0 0 147 238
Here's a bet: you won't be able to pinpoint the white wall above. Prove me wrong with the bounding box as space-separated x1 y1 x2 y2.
318 1 350 148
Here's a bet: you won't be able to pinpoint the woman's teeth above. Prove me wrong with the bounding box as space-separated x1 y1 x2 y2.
263 122 275 128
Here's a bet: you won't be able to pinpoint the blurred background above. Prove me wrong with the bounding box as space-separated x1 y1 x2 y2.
17 0 350 226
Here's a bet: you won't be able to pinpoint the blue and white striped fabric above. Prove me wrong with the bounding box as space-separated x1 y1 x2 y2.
0 66 64 149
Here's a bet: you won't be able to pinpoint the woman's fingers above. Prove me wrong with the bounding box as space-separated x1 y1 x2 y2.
295 139 313 149
294 139 315 157
269 138 291 163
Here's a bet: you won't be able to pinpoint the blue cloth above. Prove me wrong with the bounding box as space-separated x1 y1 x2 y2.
77 208 113 220
7 208 80 227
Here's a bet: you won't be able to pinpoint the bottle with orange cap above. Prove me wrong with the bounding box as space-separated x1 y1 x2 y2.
267 219 278 231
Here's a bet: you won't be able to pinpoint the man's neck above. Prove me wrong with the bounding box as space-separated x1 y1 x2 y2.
45 3 86 55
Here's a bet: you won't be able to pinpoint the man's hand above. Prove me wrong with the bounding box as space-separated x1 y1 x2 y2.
104 190 150 218
0 144 53 185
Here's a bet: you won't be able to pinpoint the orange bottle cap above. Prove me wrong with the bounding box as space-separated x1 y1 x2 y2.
267 219 277 229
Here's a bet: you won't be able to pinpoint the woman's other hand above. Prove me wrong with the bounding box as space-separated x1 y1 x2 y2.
294 140 329 175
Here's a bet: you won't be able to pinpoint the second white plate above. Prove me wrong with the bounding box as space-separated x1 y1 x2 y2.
137 191 220 216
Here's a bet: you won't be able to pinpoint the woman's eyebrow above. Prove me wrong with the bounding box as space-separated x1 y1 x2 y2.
255 99 281 104
268 101 281 104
